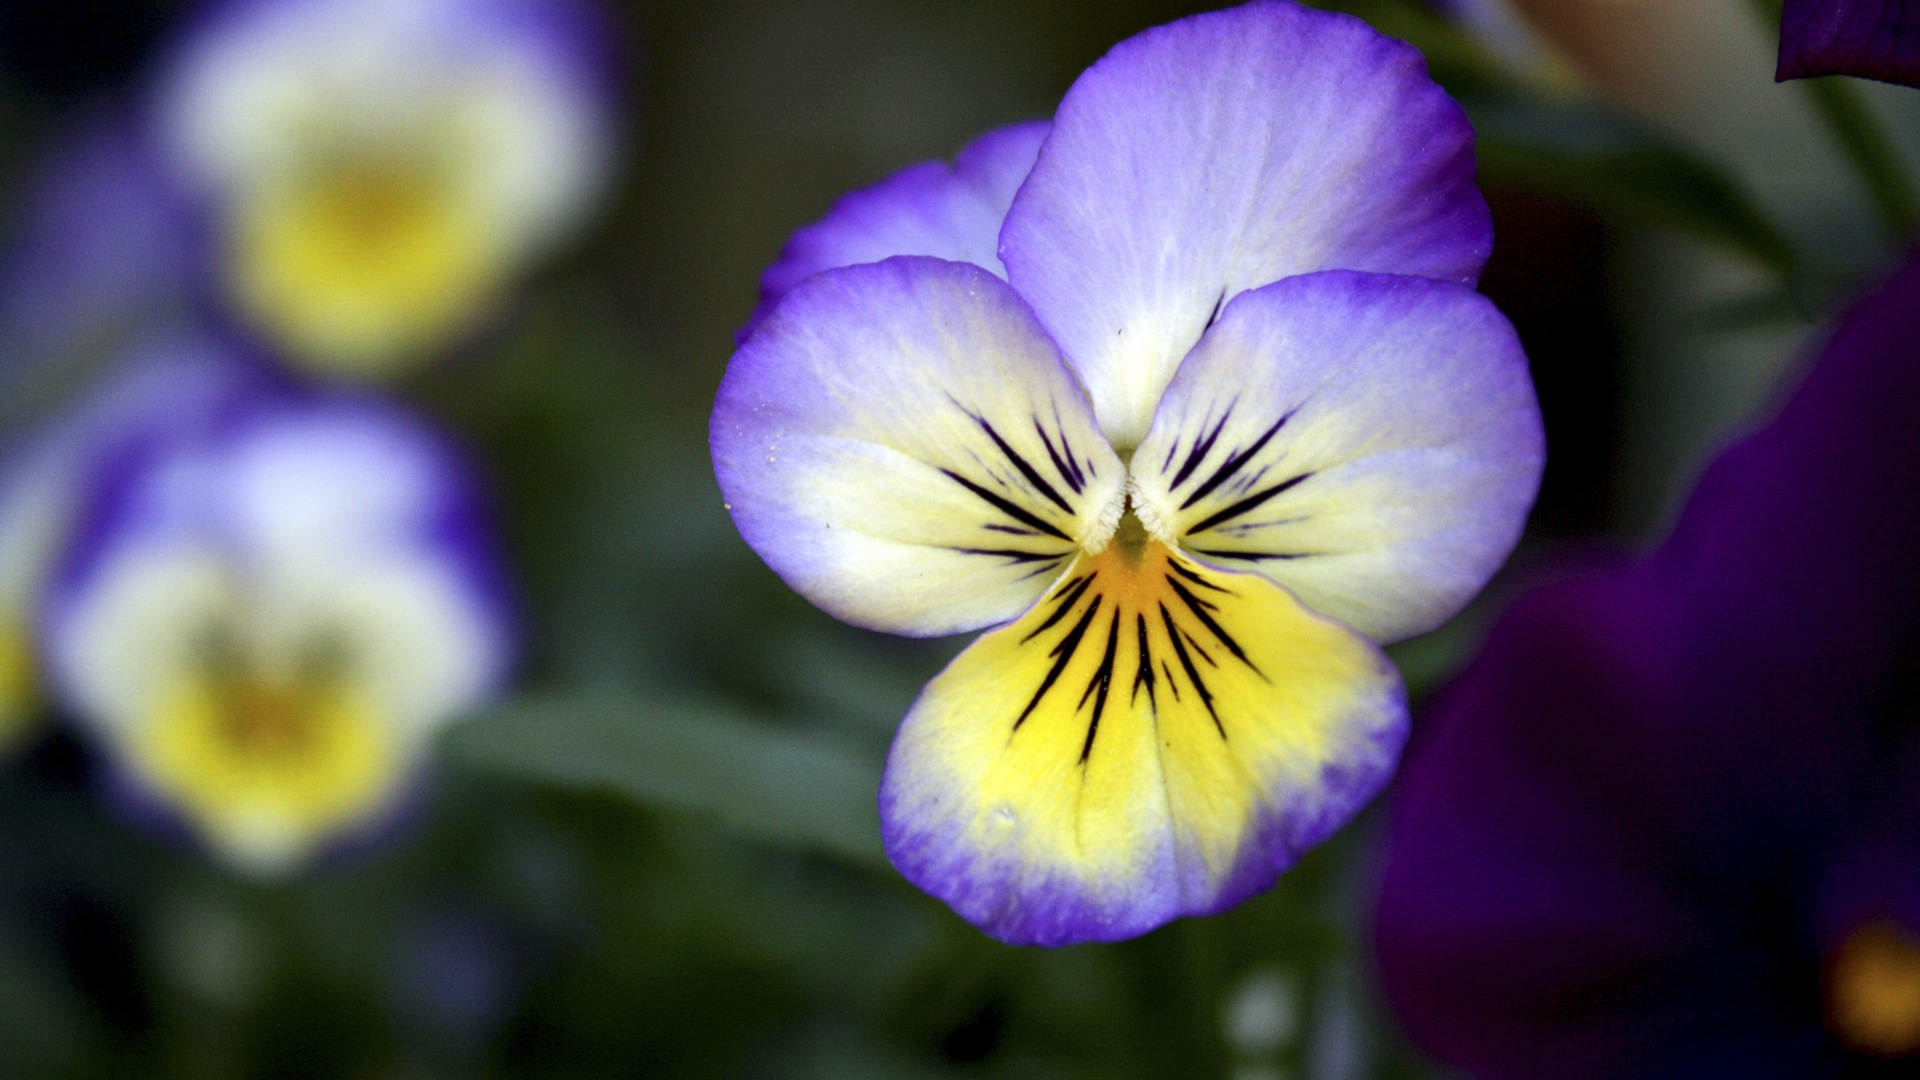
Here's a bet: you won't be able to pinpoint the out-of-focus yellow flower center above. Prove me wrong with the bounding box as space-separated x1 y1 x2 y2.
133 639 398 875
1830 922 1920 1057
0 621 39 753
228 154 495 378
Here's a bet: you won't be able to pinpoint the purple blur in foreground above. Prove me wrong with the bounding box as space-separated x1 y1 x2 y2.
1374 252 1920 1077
1778 0 1920 87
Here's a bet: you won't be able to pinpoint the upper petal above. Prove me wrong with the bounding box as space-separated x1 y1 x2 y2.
743 121 1049 339
1130 271 1542 644
712 257 1125 637
1000 0 1491 447
881 539 1404 945
1777 0 1920 87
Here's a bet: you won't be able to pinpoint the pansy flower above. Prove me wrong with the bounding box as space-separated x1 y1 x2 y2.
714 0 1544 946
1374 252 1920 1075
1777 0 1920 88
0 344 261 754
153 0 615 379
43 355 512 874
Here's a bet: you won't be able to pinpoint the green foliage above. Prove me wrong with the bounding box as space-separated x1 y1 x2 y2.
451 696 889 868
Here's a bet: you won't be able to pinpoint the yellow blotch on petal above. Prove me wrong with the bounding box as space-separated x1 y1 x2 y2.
1830 922 1920 1057
132 671 401 875
228 157 499 378
888 524 1403 927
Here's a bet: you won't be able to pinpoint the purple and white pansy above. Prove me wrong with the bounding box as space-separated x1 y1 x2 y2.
713 0 1544 945
152 0 616 379
40 346 512 874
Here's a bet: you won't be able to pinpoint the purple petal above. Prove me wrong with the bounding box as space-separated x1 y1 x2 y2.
1778 0 1920 87
1374 252 1920 1075
46 381 514 728
713 257 1124 637
1000 0 1491 446
1130 271 1542 644
0 111 197 390
741 121 1048 342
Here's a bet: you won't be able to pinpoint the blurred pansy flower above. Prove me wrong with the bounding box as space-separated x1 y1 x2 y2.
0 346 256 754
714 0 1543 946
154 0 614 379
1778 0 1920 88
44 362 512 874
1375 254 1920 1075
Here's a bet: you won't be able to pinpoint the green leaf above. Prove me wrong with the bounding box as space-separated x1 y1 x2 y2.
1466 93 1798 274
0 929 88 1073
448 695 889 868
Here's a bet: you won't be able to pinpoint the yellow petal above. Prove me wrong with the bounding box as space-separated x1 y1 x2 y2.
228 159 500 377
881 534 1405 945
131 675 405 875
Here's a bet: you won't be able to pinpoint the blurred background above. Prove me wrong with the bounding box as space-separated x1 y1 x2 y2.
0 0 1913 1076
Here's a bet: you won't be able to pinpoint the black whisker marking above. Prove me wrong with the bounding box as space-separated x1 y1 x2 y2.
1130 614 1158 713
1169 560 1230 593
940 469 1071 541
974 416 1074 515
1170 405 1234 490
984 523 1040 536
1168 575 1260 676
1076 610 1123 763
1033 417 1086 495
1015 595 1103 730
1185 472 1314 535
1203 287 1228 330
1160 604 1224 737
1161 660 1181 701
1021 573 1096 643
948 546 1068 565
1190 549 1314 562
1215 514 1308 535
1179 413 1292 511
1015 558 1070 581
1182 626 1218 668
1230 462 1274 497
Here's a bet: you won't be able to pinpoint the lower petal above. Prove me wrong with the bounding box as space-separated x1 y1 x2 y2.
880 536 1405 945
129 677 404 875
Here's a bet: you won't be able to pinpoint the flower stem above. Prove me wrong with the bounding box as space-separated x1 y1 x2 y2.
1803 76 1918 237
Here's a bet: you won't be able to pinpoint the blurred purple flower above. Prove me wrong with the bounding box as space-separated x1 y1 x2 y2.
1778 0 1920 87
0 112 196 399
0 342 266 752
40 341 514 874
1374 251 1920 1076
151 0 619 379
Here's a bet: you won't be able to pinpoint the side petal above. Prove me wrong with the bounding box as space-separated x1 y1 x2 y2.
743 121 1048 340
1000 0 1491 447
881 539 1405 946
1130 271 1542 644
713 257 1125 637
1777 0 1920 87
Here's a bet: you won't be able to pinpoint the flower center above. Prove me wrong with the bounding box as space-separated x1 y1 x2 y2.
1830 922 1920 1057
229 150 491 369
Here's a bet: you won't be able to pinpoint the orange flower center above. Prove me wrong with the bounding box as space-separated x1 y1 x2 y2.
1830 922 1920 1057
